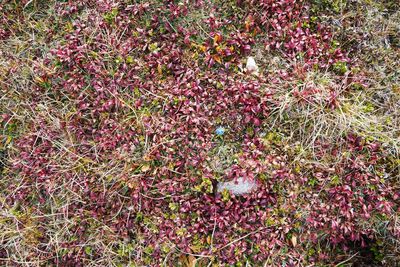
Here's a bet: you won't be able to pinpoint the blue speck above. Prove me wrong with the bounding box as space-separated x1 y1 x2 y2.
215 126 225 136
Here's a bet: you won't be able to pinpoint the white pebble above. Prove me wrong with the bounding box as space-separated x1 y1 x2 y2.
217 177 257 195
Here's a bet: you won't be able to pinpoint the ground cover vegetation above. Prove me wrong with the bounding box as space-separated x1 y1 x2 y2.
0 0 399 266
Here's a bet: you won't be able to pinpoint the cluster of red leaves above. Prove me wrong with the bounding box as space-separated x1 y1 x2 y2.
242 0 349 68
4 0 398 266
306 135 399 245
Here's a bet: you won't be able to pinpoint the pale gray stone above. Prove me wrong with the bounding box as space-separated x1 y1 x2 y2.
217 177 257 195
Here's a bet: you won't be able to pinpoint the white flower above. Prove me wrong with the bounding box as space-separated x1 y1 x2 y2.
246 56 259 75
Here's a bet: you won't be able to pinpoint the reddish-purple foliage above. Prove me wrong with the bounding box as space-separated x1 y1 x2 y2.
4 0 398 265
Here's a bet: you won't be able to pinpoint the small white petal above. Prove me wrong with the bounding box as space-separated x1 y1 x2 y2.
246 56 258 74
